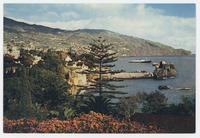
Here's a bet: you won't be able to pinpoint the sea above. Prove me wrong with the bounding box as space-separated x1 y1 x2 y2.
112 55 196 104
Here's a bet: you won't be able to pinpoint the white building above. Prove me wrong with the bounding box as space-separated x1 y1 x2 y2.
32 55 43 65
65 55 72 62
4 45 20 59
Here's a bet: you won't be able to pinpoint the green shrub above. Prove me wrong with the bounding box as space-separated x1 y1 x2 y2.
139 91 168 114
81 96 114 114
118 96 139 119
160 95 195 116
30 67 70 110
4 69 33 119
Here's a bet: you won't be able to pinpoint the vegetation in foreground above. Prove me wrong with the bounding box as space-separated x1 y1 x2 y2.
3 36 195 133
4 111 164 133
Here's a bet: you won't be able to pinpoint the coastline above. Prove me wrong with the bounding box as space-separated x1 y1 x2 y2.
119 54 195 58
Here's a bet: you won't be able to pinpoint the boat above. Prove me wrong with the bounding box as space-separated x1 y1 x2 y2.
158 85 172 90
176 87 192 90
129 59 152 63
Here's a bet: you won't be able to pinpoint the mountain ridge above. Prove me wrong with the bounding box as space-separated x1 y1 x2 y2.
4 17 191 56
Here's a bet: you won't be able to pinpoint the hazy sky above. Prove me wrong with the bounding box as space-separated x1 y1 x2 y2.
4 4 196 53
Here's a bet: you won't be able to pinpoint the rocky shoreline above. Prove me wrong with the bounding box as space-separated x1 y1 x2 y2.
104 71 154 80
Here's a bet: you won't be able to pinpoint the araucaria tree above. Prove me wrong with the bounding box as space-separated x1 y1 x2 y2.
81 37 126 114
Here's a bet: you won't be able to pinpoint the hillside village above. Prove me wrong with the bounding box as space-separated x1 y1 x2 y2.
4 17 191 57
4 39 92 94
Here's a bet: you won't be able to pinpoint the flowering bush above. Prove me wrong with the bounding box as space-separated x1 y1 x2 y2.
4 111 164 133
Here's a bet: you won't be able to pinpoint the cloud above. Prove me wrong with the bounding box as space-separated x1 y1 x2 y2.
83 4 126 14
4 4 196 53
61 11 80 19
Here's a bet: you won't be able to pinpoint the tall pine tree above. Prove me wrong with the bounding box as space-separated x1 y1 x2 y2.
81 37 127 114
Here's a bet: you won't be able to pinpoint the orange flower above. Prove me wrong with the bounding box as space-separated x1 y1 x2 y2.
3 112 164 133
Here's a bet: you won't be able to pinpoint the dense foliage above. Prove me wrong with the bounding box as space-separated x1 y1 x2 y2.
118 95 139 119
117 92 195 117
4 71 33 119
159 96 195 116
4 49 74 119
80 96 114 114
139 91 168 113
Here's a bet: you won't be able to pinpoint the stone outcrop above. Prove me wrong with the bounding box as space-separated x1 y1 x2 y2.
67 70 87 86
67 70 88 95
153 61 176 79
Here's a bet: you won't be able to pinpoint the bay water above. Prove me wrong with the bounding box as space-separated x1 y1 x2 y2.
112 55 195 104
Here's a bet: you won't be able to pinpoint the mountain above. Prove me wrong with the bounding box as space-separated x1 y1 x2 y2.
4 17 191 56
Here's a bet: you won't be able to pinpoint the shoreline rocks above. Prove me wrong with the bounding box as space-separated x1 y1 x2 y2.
104 71 154 80
153 61 176 79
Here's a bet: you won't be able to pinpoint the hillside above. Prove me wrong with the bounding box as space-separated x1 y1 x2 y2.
4 17 191 56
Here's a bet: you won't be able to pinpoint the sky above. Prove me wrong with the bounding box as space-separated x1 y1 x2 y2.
4 4 196 53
